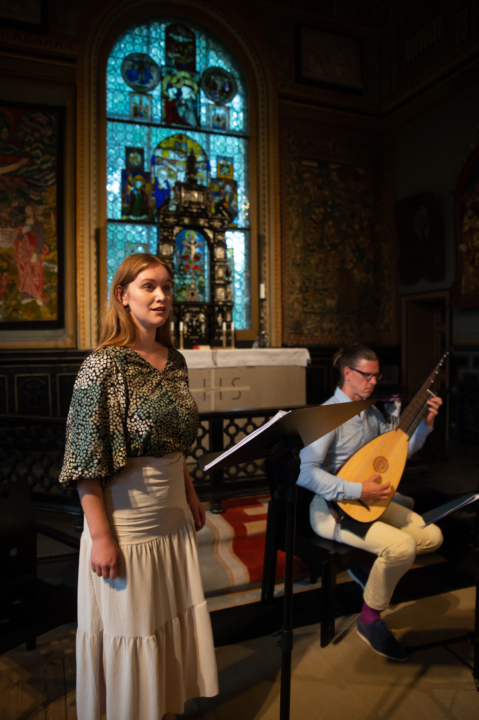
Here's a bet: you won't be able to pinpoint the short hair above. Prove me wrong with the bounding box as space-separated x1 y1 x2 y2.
332 344 379 388
97 253 173 351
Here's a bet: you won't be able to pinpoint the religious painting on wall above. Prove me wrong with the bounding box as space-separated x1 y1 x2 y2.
453 149 479 307
0 103 64 328
210 178 238 224
395 193 444 286
161 68 200 128
280 119 397 346
121 170 153 221
165 24 196 71
297 27 363 91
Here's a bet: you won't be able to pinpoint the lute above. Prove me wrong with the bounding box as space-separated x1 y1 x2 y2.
336 352 448 523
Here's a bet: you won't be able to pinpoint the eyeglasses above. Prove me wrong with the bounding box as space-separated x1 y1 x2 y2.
347 367 382 382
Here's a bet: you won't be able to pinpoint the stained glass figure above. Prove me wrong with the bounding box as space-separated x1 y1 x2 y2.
152 168 171 212
217 156 234 179
211 178 238 224
173 228 210 302
121 171 153 220
151 134 208 211
208 105 229 131
201 67 237 105
121 53 161 92
165 24 196 71
161 69 200 128
129 93 152 121
125 147 144 170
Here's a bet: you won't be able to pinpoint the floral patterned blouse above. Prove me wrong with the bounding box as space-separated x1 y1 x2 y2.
59 346 198 488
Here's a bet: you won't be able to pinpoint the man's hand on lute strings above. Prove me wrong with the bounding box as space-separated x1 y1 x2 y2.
361 473 391 501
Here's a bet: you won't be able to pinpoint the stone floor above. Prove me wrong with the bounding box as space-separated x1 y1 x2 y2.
1 586 477 720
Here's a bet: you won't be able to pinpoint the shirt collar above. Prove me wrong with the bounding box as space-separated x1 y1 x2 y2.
334 386 352 403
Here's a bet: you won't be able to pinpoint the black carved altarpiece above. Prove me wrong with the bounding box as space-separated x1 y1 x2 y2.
158 179 233 347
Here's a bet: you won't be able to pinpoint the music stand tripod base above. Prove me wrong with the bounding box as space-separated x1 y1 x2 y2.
266 436 303 720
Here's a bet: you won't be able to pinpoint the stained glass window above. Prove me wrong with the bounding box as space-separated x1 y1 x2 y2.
106 18 250 328
173 228 210 302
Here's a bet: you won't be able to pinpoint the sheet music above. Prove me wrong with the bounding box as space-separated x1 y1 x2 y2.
203 409 291 472
421 493 479 528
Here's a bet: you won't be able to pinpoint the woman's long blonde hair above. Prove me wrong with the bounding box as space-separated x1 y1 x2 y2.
97 253 174 351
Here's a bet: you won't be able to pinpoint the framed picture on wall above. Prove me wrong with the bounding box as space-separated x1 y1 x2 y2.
296 26 363 92
453 146 479 308
394 192 445 286
0 0 48 34
0 102 65 331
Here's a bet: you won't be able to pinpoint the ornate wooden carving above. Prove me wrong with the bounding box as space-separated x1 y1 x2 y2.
158 180 233 346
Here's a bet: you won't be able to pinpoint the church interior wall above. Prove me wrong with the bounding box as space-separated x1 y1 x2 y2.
1 0 479 425
394 86 479 343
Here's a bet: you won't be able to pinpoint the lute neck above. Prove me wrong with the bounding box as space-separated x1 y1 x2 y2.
398 353 447 437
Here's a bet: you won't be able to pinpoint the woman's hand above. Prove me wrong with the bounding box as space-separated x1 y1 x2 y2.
361 472 391 502
186 485 206 531
183 457 206 532
77 477 121 579
90 533 121 580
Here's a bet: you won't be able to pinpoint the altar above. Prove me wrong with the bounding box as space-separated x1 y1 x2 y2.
179 348 311 412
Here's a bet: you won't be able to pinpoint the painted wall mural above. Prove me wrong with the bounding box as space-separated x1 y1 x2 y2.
281 119 397 345
0 104 63 328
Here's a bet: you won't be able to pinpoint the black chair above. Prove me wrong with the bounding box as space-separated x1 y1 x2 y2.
0 480 79 655
262 463 375 648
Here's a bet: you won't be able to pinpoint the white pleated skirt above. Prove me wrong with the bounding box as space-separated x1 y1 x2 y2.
76 453 218 720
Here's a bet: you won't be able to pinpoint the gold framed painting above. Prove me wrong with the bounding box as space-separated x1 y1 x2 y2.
296 26 363 93
0 99 75 348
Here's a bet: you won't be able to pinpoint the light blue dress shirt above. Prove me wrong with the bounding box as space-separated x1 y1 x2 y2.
297 386 433 502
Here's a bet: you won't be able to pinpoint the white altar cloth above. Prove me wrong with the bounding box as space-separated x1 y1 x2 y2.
179 348 311 370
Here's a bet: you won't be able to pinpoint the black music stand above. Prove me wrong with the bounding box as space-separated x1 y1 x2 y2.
199 400 375 720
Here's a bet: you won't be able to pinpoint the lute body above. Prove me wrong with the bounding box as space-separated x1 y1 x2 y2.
336 429 409 522
336 352 448 523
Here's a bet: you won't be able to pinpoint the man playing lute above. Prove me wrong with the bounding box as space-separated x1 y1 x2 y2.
297 344 443 661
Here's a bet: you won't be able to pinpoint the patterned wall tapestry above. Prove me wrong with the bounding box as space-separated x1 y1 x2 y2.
281 119 397 346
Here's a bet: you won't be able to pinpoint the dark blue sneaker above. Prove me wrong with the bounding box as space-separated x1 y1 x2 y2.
347 565 370 591
357 618 408 661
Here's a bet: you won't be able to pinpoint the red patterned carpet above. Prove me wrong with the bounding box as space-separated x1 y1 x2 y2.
202 495 307 592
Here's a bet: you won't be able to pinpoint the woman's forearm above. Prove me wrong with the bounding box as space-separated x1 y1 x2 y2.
77 478 112 540
77 478 120 579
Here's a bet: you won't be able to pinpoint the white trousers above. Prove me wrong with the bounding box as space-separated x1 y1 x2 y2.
310 495 444 612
